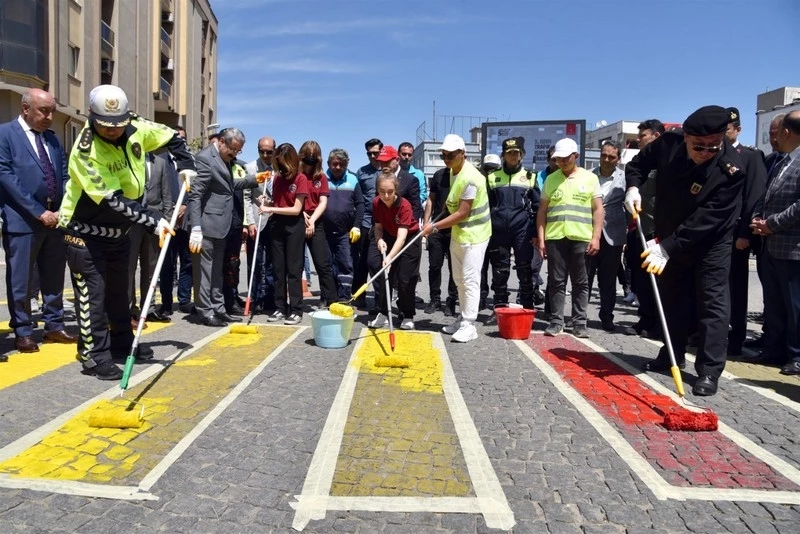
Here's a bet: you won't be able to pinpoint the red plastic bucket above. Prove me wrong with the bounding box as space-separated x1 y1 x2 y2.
496 307 536 340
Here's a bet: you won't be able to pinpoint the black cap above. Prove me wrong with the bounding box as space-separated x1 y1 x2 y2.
726 107 740 125
502 137 525 153
683 105 730 136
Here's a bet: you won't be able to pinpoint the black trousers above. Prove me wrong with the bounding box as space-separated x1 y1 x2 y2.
761 249 800 363
728 244 751 347
657 238 732 379
488 224 535 308
627 229 659 332
305 219 338 305
222 225 244 310
270 215 306 316
66 235 132 366
351 225 372 299
587 234 623 322
427 230 457 303
159 228 193 309
367 233 421 318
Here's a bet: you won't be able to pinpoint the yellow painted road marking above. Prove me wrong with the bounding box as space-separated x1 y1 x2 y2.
0 322 172 391
0 325 298 492
292 329 514 531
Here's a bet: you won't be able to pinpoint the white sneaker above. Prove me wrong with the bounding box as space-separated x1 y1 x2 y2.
30 298 40 313
452 323 478 343
400 319 414 330
442 316 462 335
368 313 388 328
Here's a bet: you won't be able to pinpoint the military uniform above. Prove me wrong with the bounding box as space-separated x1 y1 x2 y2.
61 85 194 379
626 106 746 392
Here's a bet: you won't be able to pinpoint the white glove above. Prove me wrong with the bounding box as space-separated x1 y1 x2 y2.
189 226 203 254
154 218 175 248
624 187 642 215
641 241 669 275
179 169 197 191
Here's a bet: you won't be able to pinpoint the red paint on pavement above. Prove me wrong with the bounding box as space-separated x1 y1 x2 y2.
527 335 798 491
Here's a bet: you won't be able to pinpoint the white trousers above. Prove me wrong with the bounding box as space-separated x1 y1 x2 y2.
450 238 489 324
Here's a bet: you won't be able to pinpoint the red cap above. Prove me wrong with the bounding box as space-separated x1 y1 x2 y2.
375 146 398 162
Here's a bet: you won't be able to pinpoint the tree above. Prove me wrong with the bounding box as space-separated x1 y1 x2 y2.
187 136 204 153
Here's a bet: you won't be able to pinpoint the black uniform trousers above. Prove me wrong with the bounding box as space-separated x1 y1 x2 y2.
728 244 752 349
66 234 133 366
427 229 457 304
627 229 660 333
488 224 535 309
587 234 623 323
656 237 732 379
159 228 194 311
245 225 275 312
305 218 338 305
368 233 421 319
222 225 244 311
270 214 306 316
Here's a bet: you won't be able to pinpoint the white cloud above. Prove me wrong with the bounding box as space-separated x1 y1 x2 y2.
223 16 449 39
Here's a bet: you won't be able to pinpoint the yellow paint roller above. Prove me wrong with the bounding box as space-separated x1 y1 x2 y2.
375 354 411 368
230 324 259 335
88 402 144 429
328 302 354 318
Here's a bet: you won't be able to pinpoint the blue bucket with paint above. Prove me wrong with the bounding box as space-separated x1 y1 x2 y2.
309 310 355 349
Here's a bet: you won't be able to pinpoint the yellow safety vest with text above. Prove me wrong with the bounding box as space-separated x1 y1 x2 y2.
445 162 492 244
543 167 596 242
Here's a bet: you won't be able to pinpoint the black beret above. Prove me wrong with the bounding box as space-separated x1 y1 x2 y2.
726 107 740 124
502 137 525 152
683 105 730 136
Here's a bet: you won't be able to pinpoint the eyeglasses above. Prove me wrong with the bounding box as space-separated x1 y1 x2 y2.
259 149 274 156
691 144 722 154
367 151 381 157
440 151 460 161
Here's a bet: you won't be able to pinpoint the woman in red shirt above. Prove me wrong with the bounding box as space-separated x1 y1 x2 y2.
367 170 421 330
299 140 338 308
260 143 308 325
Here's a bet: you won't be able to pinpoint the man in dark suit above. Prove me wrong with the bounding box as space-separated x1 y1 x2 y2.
723 108 767 355
0 88 76 354
128 152 174 323
188 128 260 327
750 111 800 375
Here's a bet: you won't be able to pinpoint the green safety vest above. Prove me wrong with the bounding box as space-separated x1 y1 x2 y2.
543 167 597 242
445 162 492 244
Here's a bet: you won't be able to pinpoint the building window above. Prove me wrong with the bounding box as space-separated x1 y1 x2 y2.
69 45 79 77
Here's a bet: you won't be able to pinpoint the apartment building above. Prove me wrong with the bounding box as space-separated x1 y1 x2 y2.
0 0 217 148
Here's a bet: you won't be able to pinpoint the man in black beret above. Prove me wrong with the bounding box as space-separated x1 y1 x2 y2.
624 105 747 396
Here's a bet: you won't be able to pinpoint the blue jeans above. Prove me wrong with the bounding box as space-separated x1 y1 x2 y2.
326 231 354 300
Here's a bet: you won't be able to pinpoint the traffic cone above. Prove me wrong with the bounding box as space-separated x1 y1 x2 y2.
302 278 312 297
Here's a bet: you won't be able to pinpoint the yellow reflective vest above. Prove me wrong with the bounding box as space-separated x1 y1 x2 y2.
445 162 492 244
542 167 598 242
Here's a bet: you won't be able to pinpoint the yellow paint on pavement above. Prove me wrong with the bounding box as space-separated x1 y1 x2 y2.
332 330 473 497
0 322 172 391
0 326 296 485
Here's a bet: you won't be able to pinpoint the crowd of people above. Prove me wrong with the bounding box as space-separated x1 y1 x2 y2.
2 84 799 395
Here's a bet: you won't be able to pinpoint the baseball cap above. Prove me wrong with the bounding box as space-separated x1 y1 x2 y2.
375 146 398 162
439 134 466 152
89 84 131 127
483 154 501 168
502 137 525 153
552 138 578 158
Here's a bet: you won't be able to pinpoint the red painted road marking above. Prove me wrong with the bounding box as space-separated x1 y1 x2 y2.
527 335 799 491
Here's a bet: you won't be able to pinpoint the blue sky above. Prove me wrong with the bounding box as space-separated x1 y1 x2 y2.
210 0 798 168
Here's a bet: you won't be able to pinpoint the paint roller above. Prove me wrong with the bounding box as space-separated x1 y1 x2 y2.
89 172 194 429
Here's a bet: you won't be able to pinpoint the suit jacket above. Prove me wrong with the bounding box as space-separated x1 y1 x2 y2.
732 144 767 239
143 153 174 220
761 152 800 261
188 144 257 240
0 118 69 233
159 152 189 231
244 159 271 231
397 169 422 221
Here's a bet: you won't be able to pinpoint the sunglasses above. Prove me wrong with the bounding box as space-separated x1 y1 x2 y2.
259 149 274 155
440 151 460 161
367 151 381 157
691 144 722 153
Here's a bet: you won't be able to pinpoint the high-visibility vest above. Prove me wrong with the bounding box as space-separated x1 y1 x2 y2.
445 162 492 244
543 167 597 242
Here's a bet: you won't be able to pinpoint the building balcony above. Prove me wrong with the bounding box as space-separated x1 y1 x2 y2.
160 28 172 58
100 21 115 59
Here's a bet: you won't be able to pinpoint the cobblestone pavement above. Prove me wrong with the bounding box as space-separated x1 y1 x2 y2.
0 252 798 533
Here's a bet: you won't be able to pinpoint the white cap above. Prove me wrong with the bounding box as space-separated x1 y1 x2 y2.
439 134 466 152
483 154 501 167
552 138 578 158
89 84 131 127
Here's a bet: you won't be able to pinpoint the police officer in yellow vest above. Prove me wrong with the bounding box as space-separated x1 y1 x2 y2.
485 137 540 322
61 85 196 380
536 137 604 338
422 134 491 343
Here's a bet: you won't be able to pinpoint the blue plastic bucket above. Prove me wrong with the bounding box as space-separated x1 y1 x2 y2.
309 310 355 349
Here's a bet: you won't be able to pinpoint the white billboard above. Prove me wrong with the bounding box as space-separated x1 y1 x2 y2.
755 103 800 155
482 120 586 172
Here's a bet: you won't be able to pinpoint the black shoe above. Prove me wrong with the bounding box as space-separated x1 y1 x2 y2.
726 344 743 356
743 336 765 349
478 297 487 311
740 351 785 366
203 316 227 327
692 375 718 396
0 354 8 363
228 304 245 316
83 360 124 381
484 313 498 326
179 302 195 314
216 312 242 323
158 305 174 317
780 360 800 375
601 319 616 332
111 343 154 361
641 328 663 340
533 289 545 306
444 298 456 317
642 358 685 372
623 325 642 336
146 311 171 323
424 299 441 314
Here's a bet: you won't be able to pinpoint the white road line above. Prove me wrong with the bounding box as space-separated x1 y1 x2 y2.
291 330 515 531
0 323 300 501
519 337 800 504
640 337 800 414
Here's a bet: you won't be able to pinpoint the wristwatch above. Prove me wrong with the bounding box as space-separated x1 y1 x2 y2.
431 224 439 234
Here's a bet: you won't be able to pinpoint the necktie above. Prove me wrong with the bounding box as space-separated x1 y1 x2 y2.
34 132 58 205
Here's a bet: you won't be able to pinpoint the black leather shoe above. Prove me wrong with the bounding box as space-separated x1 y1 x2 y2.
146 311 171 323
623 325 641 336
692 375 718 396
601 319 616 332
443 299 456 317
228 304 245 316
743 336 765 348
642 358 685 372
179 302 195 314
82 360 124 381
424 299 440 314
216 312 242 323
0 354 8 363
741 351 785 366
533 288 545 306
203 316 227 327
780 360 800 375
